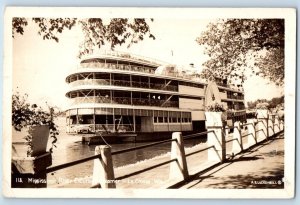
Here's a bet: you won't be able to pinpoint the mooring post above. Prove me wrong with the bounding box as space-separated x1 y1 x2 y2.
232 121 242 154
246 119 257 147
169 132 189 181
92 145 116 188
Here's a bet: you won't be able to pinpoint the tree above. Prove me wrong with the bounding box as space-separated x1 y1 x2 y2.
12 17 155 58
196 19 284 86
246 96 284 109
268 96 284 108
247 101 257 109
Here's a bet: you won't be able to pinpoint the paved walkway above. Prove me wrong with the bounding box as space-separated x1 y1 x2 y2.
179 134 284 189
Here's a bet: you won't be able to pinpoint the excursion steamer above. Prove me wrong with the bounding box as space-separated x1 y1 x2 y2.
65 51 246 143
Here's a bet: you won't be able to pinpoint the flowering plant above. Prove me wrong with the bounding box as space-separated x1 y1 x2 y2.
205 101 226 112
12 92 59 156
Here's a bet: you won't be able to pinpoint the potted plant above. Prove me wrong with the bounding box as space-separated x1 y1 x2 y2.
12 92 59 157
205 101 226 126
256 102 269 119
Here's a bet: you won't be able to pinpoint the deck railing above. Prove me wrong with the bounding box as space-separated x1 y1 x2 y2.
87 50 168 66
227 94 244 100
68 78 178 92
70 96 179 108
80 62 156 75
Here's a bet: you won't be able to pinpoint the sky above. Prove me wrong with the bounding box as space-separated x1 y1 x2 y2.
13 18 283 110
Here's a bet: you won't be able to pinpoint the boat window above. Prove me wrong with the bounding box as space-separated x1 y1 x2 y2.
69 115 77 124
78 115 94 124
158 117 164 123
164 117 168 123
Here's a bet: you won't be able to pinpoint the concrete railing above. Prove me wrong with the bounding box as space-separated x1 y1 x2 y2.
12 114 284 188
90 114 283 188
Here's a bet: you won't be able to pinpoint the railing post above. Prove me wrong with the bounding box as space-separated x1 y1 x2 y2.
169 132 189 181
225 125 229 139
256 118 268 142
92 145 116 188
246 119 257 147
232 121 242 154
268 115 274 137
274 115 280 134
279 118 284 131
207 126 226 163
266 115 269 138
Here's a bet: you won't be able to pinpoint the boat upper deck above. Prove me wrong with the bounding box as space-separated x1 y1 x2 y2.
68 51 244 93
80 50 166 68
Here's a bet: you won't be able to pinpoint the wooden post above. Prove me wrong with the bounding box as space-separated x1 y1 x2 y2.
232 121 242 154
169 132 189 181
246 119 257 147
92 145 116 188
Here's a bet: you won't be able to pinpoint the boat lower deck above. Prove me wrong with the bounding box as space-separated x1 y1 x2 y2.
82 133 138 145
81 130 208 145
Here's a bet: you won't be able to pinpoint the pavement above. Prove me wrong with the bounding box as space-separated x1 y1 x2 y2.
178 133 284 189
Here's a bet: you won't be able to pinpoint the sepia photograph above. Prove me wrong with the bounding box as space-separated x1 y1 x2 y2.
2 7 296 198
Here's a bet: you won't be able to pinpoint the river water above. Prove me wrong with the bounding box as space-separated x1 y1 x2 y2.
12 118 239 188
47 132 206 185
12 116 245 188
12 117 207 187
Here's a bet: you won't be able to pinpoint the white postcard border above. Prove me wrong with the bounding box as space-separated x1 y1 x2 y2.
2 7 296 198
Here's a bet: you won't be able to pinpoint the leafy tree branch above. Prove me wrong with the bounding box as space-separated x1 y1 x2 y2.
12 17 155 58
197 19 284 87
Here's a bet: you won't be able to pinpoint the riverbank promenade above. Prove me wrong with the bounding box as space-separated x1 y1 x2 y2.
178 133 284 189
45 131 284 189
13 116 284 189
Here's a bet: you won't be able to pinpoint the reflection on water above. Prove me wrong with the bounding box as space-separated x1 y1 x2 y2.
49 132 206 181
